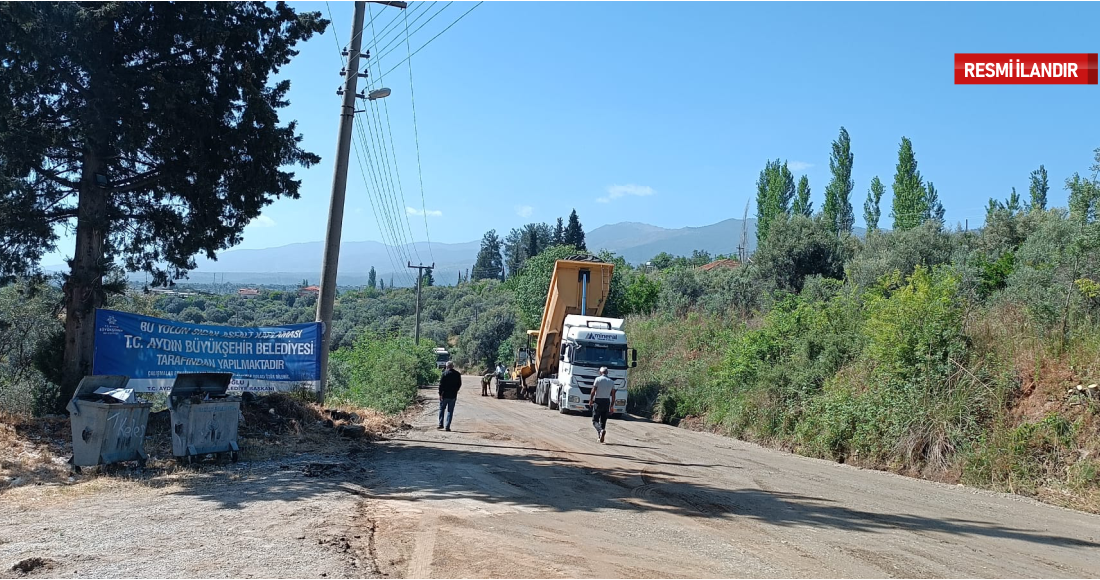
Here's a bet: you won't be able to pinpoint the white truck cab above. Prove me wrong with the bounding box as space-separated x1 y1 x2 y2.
548 314 636 416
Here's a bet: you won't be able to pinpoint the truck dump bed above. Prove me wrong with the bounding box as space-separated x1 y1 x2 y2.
533 258 614 379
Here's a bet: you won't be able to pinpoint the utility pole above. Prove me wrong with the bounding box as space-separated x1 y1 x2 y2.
407 262 434 344
315 0 401 404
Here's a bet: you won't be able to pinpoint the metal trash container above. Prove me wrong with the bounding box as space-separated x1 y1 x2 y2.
67 375 151 470
168 372 241 464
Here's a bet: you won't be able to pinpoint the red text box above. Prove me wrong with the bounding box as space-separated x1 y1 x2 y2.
955 53 1097 85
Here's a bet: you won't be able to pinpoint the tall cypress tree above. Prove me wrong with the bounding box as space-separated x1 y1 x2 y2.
755 159 795 243
792 175 813 216
1029 165 1049 212
864 176 885 233
553 217 564 245
563 209 586 250
823 127 855 235
367 266 377 289
891 137 928 231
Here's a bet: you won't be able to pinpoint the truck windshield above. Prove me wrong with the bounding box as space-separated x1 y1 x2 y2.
436 353 450 363
573 344 627 368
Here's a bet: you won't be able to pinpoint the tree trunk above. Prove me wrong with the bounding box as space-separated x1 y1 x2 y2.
58 144 108 412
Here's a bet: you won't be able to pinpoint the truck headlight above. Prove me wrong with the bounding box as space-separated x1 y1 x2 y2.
615 399 626 406
568 395 580 403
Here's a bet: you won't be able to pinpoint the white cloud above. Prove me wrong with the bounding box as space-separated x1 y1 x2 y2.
786 161 813 172
597 184 656 203
249 215 277 228
406 206 442 217
515 205 533 218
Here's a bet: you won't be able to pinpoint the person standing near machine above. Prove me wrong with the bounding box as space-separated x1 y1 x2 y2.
588 366 616 443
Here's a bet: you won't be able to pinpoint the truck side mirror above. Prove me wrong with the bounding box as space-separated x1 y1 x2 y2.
631 348 638 368
559 354 566 362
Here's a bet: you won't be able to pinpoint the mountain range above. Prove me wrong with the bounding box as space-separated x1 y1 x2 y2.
50 218 861 287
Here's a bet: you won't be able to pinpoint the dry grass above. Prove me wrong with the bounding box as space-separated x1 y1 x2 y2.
0 393 417 499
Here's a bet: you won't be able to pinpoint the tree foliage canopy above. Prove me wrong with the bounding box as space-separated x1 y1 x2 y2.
0 1 328 281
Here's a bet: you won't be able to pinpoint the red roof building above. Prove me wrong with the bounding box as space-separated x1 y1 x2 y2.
699 259 741 272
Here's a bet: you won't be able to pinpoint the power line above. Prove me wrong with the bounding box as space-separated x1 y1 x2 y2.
371 1 483 82
405 5 433 262
327 1 417 287
350 135 408 281
352 118 418 287
366 2 424 266
361 1 437 60
369 2 452 66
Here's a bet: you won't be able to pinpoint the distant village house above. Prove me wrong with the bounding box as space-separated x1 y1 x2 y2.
238 288 261 299
699 259 741 272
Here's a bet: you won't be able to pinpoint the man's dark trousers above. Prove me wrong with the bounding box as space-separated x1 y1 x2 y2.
592 398 611 435
439 398 456 429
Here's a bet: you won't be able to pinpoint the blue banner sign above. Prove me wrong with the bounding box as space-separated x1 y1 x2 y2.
93 309 322 393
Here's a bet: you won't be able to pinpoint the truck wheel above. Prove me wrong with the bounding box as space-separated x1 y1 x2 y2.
558 393 569 414
548 392 558 410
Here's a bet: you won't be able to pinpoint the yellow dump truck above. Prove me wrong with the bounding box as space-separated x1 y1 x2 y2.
496 256 636 417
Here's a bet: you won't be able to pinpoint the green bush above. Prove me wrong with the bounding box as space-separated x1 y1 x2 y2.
327 333 440 414
0 280 63 414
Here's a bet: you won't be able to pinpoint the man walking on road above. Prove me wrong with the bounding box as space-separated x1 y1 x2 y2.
588 366 616 444
438 361 462 431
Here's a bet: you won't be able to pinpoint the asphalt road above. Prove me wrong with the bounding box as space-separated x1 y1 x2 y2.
361 376 1100 578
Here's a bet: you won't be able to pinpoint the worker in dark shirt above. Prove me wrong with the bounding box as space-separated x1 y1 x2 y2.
438 361 462 431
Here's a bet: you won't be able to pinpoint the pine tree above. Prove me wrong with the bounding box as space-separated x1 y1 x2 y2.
1029 165 1049 212
553 217 564 245
823 127 855 235
563 209 586 250
864 176 885 233
792 175 813 216
472 229 504 280
503 227 525 277
891 137 928 231
367 266 377 289
1005 187 1021 214
755 159 795 243
986 197 1005 219
0 2 327 407
925 181 945 223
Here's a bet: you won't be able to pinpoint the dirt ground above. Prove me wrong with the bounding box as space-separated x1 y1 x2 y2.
4 375 1100 578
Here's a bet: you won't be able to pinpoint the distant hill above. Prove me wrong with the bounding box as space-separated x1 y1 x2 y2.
586 219 759 265
44 218 866 286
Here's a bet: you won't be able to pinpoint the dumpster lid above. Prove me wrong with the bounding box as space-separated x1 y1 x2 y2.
169 372 234 399
71 375 130 402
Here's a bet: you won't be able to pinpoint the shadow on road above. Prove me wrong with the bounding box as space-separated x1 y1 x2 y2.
165 434 1100 552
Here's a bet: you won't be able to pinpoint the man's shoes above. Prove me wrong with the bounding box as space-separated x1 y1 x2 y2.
599 430 606 443
445 427 451 432
437 425 443 430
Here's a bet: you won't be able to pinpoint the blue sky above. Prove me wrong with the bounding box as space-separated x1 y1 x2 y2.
41 1 1100 264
